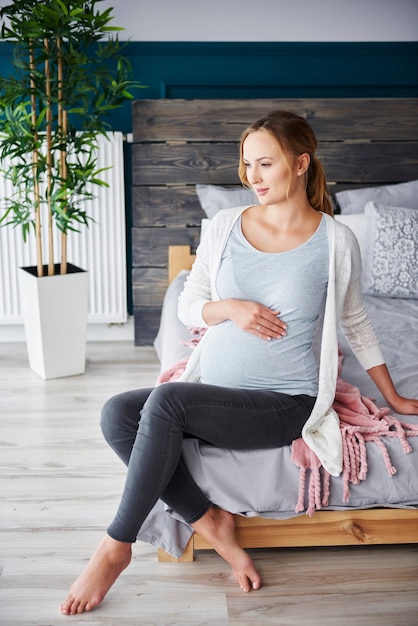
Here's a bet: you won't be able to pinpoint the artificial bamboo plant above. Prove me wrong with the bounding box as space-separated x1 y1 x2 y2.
0 0 141 277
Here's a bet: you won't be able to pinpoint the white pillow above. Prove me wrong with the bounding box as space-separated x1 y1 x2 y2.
335 180 418 215
362 202 418 299
196 184 257 218
334 213 367 259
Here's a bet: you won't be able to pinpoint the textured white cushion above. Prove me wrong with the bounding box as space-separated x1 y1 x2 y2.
336 180 418 215
362 202 418 299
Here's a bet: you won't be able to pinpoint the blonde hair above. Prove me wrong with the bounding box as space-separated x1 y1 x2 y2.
238 110 333 216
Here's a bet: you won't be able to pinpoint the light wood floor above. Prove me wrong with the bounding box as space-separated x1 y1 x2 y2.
1 341 417 626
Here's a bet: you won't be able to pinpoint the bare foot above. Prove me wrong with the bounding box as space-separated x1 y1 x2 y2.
191 507 261 592
60 534 132 615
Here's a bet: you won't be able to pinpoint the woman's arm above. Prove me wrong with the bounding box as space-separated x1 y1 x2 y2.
366 364 418 415
338 230 384 369
338 228 418 415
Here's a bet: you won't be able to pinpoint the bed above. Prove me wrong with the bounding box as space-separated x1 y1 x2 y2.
131 98 418 561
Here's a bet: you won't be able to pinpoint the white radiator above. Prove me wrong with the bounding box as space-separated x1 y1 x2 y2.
0 132 127 324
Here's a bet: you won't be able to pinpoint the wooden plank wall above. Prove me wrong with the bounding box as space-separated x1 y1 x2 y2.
132 98 418 345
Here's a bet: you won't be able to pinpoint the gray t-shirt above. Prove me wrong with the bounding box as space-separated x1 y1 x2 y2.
199 214 329 395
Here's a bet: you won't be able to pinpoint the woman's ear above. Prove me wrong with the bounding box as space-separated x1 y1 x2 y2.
297 153 310 176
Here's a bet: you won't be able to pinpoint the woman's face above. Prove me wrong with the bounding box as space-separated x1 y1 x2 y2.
242 129 299 205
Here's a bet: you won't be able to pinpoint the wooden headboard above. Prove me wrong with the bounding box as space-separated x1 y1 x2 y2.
131 98 418 345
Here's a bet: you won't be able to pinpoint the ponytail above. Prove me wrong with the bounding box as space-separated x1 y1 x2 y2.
307 156 333 216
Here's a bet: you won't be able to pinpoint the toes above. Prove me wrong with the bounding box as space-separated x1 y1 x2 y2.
240 575 251 592
234 569 261 592
238 576 251 592
251 576 262 590
60 598 74 615
60 594 87 616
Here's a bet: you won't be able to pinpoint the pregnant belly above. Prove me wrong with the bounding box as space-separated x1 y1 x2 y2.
199 322 317 394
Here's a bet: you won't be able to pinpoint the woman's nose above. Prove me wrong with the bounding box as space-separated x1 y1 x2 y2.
248 167 261 184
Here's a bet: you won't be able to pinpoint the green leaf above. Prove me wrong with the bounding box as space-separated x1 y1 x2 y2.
0 0 146 269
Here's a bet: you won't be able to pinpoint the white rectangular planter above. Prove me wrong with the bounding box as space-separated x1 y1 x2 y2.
18 264 88 379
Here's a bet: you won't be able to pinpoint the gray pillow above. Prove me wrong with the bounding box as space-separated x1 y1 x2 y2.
362 202 418 299
196 184 257 218
336 180 418 215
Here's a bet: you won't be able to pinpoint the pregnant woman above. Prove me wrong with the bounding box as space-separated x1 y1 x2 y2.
61 110 418 615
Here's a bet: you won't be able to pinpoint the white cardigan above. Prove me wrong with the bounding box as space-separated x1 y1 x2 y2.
178 207 385 476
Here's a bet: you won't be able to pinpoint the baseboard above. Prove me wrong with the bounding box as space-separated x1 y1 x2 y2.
0 316 135 343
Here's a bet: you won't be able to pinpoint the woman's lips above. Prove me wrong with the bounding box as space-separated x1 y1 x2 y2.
255 188 269 196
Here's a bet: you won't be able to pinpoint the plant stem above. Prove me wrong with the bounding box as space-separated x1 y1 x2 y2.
44 37 55 277
29 43 43 278
57 37 68 275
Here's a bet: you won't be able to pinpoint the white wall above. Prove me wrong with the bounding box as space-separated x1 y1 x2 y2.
105 0 418 42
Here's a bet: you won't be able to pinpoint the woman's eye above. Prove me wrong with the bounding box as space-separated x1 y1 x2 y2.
261 162 271 167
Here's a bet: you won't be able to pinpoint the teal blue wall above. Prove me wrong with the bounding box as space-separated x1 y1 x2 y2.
2 40 417 140
116 41 418 131
2 41 417 314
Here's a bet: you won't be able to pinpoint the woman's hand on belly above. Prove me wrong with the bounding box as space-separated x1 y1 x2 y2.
202 299 287 341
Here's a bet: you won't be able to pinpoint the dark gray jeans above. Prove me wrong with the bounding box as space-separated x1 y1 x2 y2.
101 382 316 543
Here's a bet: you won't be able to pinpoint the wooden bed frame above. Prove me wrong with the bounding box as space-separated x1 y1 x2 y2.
157 244 418 562
130 97 418 561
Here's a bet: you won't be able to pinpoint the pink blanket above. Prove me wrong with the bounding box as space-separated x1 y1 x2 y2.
157 339 418 516
291 352 418 515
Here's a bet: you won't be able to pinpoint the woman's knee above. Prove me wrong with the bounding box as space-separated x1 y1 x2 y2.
100 393 123 441
143 382 187 418
100 388 153 438
100 391 140 440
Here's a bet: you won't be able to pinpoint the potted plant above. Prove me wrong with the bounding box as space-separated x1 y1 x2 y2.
0 0 141 378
